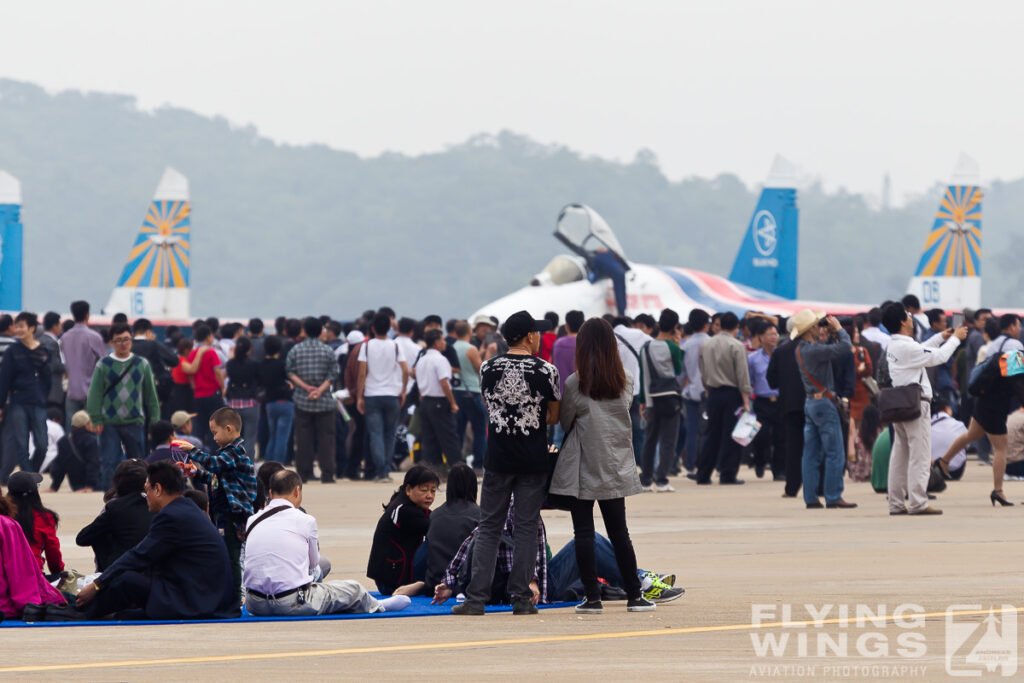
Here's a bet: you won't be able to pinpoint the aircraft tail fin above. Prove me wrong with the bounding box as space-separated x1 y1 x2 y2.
906 154 981 311
104 168 191 319
727 156 799 299
0 171 23 310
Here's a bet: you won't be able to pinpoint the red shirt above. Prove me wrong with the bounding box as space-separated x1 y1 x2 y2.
171 355 190 385
540 332 557 362
28 509 63 575
188 346 222 398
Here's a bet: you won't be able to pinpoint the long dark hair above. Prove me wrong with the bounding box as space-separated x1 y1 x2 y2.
859 404 882 451
384 465 440 509
575 317 627 400
11 488 59 539
233 335 252 362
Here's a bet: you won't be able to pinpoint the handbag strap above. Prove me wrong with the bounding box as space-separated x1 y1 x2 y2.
243 504 292 540
795 344 835 400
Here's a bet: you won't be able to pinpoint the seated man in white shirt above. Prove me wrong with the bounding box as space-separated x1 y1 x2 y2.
243 469 411 616
930 396 967 481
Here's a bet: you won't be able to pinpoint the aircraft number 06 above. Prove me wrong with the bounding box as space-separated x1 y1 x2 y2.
921 280 940 304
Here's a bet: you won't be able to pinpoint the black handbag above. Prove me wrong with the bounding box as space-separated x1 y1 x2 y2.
878 384 922 423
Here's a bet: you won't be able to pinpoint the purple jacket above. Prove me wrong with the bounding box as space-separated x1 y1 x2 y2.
61 323 108 401
0 515 64 618
551 336 577 394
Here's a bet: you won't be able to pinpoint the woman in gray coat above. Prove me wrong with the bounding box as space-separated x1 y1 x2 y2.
550 318 650 614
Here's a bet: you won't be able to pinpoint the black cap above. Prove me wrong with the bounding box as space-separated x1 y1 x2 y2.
501 310 554 343
7 471 42 495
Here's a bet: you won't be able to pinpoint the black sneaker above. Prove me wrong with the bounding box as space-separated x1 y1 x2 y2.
20 603 46 622
627 596 656 612
575 599 603 614
512 600 538 615
451 601 485 616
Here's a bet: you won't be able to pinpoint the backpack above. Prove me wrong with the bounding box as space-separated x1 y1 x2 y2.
641 340 681 416
968 338 1009 397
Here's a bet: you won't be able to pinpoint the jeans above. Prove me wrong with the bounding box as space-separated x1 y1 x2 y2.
801 398 845 504
629 398 645 466
591 250 627 316
0 402 48 482
464 470 547 608
567 497 642 601
455 392 487 466
236 406 260 459
265 401 295 463
364 395 401 478
697 386 743 483
99 423 146 490
294 408 336 480
683 398 703 472
547 534 626 601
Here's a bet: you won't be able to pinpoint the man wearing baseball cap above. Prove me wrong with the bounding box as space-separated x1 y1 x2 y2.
791 309 857 510
451 311 559 616
170 411 203 450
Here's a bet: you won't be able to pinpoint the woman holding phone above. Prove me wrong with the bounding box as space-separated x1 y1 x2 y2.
549 317 653 614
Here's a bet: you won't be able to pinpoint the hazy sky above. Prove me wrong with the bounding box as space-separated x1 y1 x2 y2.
2 0 1022 200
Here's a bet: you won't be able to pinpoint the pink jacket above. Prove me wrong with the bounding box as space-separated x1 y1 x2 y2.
0 515 64 618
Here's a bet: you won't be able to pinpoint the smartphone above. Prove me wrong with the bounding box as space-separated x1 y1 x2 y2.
952 312 965 328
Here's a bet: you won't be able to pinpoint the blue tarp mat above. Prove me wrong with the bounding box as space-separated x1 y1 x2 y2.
0 595 571 627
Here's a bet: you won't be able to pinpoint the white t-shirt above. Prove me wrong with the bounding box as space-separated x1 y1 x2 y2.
358 338 405 397
395 336 423 393
614 325 650 397
416 349 452 398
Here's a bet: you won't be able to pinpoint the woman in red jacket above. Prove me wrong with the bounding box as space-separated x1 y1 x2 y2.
5 471 64 579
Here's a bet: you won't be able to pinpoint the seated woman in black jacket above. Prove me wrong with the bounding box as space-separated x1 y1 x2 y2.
366 465 438 595
76 459 153 572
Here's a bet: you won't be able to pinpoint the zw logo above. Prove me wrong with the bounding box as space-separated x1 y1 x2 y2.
752 210 778 257
946 606 1017 677
921 280 941 304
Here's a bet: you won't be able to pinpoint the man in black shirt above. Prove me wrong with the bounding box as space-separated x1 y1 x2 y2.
131 318 180 419
452 311 559 616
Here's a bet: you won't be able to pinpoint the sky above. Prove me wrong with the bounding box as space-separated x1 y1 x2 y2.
2 0 1023 201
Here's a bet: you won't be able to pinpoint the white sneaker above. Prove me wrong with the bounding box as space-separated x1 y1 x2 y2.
641 484 654 492
654 483 676 493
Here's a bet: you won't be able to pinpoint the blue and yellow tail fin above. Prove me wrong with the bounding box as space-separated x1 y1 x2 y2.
104 168 191 319
728 156 799 299
906 154 981 311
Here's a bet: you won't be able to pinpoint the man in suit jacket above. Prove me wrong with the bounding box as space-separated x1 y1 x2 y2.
766 325 807 498
50 461 238 621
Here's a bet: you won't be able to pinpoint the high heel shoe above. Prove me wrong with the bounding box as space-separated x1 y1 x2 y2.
990 490 1014 507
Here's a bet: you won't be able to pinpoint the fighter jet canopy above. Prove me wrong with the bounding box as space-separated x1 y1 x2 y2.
554 204 629 268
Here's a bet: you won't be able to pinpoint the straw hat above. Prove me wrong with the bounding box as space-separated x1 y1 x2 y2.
790 309 827 340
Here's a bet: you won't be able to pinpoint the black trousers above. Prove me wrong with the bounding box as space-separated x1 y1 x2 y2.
696 387 743 483
783 411 805 496
569 497 642 601
344 408 367 479
752 397 785 478
419 397 463 468
294 409 336 480
87 570 151 619
640 403 679 486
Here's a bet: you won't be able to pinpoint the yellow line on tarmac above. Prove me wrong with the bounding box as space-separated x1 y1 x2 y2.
0 607 1015 674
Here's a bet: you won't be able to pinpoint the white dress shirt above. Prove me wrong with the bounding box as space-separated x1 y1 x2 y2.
862 326 891 351
242 499 318 595
930 413 967 471
613 325 651 397
886 333 961 400
396 336 422 392
415 348 452 398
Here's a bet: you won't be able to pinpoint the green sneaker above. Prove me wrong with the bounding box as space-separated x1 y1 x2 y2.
644 585 685 603
643 574 678 602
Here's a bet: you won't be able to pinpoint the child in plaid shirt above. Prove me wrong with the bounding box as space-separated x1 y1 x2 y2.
184 407 256 595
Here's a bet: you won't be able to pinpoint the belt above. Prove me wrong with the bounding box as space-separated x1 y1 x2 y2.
246 583 310 601
811 392 826 400
755 396 778 403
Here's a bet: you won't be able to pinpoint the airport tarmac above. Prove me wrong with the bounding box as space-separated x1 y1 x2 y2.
2 462 1022 682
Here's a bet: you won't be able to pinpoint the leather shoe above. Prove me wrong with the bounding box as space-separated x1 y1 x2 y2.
910 506 942 515
44 604 88 621
720 479 745 485
889 509 908 515
826 499 858 509
20 603 46 622
806 501 824 509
